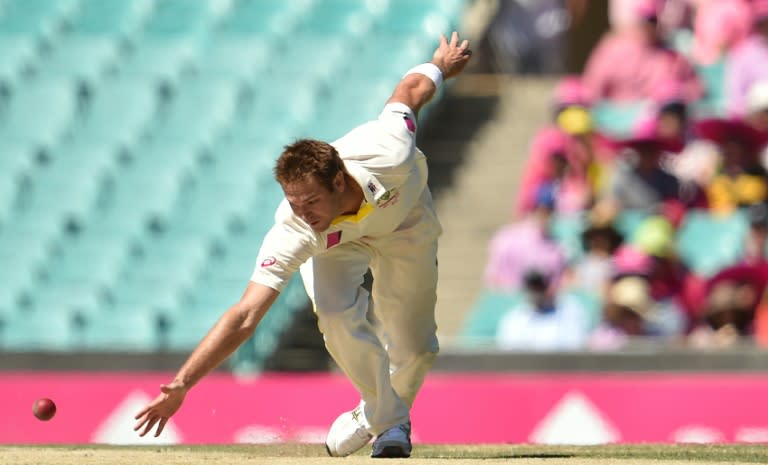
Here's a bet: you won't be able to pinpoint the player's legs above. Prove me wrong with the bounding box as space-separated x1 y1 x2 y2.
299 242 410 435
369 235 439 409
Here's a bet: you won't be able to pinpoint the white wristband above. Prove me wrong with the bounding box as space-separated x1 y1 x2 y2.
404 63 443 88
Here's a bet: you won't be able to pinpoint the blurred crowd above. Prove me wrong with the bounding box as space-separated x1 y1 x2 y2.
484 0 768 351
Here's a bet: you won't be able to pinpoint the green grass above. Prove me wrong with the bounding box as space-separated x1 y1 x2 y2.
1 444 766 464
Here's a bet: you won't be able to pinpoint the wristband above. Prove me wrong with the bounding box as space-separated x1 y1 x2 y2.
403 63 443 88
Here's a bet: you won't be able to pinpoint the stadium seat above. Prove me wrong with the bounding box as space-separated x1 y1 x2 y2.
591 100 650 138
141 0 221 39
67 0 153 40
1 308 81 351
0 78 77 148
549 212 587 261
458 289 525 346
150 76 240 146
694 59 727 118
0 37 38 86
0 0 76 42
43 237 132 290
81 308 164 351
216 0 311 38
291 0 377 37
26 281 105 321
195 36 270 80
119 38 200 85
676 209 748 276
35 37 120 88
70 76 158 148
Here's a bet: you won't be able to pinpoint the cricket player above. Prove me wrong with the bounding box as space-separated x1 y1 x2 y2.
134 32 472 458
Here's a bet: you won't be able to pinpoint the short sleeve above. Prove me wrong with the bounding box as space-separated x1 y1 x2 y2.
250 222 318 292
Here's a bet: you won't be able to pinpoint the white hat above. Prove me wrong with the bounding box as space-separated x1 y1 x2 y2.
609 276 654 320
746 80 768 115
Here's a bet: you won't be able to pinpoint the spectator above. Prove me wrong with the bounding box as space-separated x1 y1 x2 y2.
604 123 685 211
515 77 612 216
725 0 768 116
691 0 752 66
485 190 566 291
695 118 768 214
745 80 768 134
630 215 691 333
744 201 768 264
495 270 592 351
688 280 758 348
562 207 624 292
589 275 659 350
583 0 703 102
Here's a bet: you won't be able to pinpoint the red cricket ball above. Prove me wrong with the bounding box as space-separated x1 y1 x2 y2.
32 398 56 421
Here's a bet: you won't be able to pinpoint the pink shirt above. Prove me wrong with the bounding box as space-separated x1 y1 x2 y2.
583 32 704 102
725 35 768 116
484 219 566 291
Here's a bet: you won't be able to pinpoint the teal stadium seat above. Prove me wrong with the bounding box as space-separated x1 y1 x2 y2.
0 0 76 41
67 0 153 39
0 37 38 86
549 212 587 262
195 36 270 80
1 309 80 351
676 209 748 276
694 59 727 118
216 0 312 39
458 289 525 346
70 76 158 148
81 307 163 351
0 79 77 148
34 37 120 88
151 76 239 146
591 100 650 138
292 0 378 38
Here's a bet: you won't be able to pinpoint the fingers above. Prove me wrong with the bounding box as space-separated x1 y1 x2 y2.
460 39 470 52
450 31 458 47
134 406 150 420
439 33 448 48
139 414 162 437
156 418 169 437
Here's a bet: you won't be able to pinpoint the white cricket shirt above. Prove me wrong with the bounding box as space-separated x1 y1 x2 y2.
250 103 440 291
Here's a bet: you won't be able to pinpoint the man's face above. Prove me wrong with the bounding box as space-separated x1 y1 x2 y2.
282 173 345 232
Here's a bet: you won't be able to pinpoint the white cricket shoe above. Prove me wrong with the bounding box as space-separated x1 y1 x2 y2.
371 422 412 458
325 407 373 457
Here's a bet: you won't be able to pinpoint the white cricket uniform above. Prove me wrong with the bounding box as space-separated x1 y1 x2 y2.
250 103 442 434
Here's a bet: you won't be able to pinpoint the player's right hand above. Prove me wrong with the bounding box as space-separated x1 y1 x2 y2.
133 380 188 437
431 31 472 80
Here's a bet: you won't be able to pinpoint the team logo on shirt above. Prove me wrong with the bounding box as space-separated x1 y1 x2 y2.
376 188 400 209
260 256 277 268
326 231 342 249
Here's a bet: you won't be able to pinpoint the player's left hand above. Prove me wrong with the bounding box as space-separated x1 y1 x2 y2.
431 31 472 79
133 380 188 437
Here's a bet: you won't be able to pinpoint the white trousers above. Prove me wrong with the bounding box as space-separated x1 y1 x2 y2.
299 224 439 434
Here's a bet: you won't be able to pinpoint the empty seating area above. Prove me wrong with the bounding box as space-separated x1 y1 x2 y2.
0 0 466 367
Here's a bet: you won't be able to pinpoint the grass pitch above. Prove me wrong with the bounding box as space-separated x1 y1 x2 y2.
1 444 767 465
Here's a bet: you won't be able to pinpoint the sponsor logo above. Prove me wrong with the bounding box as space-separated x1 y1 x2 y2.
403 116 416 133
367 181 378 195
260 257 277 268
326 231 342 248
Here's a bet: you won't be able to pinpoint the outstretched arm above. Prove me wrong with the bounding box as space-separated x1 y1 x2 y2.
386 31 472 117
133 281 279 437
